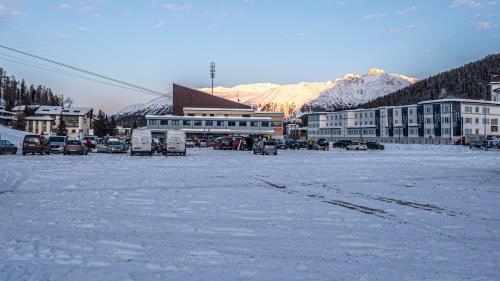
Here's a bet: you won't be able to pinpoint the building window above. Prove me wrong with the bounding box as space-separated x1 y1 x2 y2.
261 122 269 127
475 118 479 124
216 121 224 127
395 111 398 116
465 129 473 135
271 121 282 127
149 119 158 126
71 129 76 133
250 121 258 127
171 120 179 126
395 120 398 124
464 117 472 124
475 107 479 113
194 120 202 126
239 121 247 127
442 117 450 123
442 105 451 113
425 106 432 113
426 129 432 135
209 114 214 117
409 109 413 115
160 120 168 125
442 128 451 135
183 120 191 126
228 121 236 127
483 107 490 114
426 118 432 124
187 114 194 116
483 118 490 125
465 106 472 113
205 120 213 126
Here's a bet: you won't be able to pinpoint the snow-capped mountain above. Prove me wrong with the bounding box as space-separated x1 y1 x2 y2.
115 93 172 118
115 69 417 122
200 69 417 116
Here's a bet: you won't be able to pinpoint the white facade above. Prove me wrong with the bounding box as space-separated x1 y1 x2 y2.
25 106 93 139
308 98 500 144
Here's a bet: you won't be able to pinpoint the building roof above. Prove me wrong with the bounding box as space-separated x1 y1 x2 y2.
418 98 500 105
35 106 92 116
11 105 40 112
183 107 256 112
146 114 273 121
25 115 55 121
0 109 16 115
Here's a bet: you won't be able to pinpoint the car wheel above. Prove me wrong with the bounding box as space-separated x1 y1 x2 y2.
23 151 26 155
274 152 277 155
0 149 4 155
12 149 17 155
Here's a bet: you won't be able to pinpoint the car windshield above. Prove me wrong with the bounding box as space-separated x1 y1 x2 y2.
67 140 81 145
108 141 122 145
49 137 66 143
264 141 277 145
1 140 11 145
83 136 95 140
24 136 40 143
351 142 360 145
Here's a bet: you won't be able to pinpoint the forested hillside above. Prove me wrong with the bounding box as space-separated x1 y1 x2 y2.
357 54 500 109
0 67 62 109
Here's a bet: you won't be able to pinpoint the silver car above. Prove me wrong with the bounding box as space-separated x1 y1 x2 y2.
48 136 67 153
253 140 278 155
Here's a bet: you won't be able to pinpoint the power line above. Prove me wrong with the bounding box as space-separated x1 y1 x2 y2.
0 53 160 96
0 44 166 96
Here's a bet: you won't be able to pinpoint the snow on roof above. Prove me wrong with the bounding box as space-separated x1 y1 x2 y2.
0 109 17 115
35 106 92 116
25 116 55 121
418 99 500 105
11 105 40 111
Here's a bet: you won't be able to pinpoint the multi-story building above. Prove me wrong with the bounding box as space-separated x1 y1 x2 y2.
24 106 93 139
308 98 500 144
146 84 284 140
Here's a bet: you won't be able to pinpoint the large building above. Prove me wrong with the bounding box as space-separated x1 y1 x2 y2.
25 106 93 139
308 97 500 145
146 84 284 139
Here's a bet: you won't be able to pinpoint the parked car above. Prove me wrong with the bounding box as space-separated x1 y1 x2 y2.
122 139 131 151
365 141 385 150
22 135 50 155
315 139 329 150
185 138 195 148
346 142 368 150
48 136 67 154
162 129 186 155
63 140 88 155
106 140 126 153
199 139 208 148
253 140 278 155
232 136 248 150
285 140 300 149
131 129 153 155
0 139 17 155
332 140 352 148
469 141 486 149
82 135 97 149
96 139 108 153
276 139 287 149
214 137 233 150
297 139 308 149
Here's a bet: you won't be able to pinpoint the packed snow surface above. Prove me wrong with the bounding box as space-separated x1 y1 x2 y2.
0 125 29 148
1 145 499 280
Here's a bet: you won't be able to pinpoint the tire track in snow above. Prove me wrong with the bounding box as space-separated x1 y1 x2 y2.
254 177 391 219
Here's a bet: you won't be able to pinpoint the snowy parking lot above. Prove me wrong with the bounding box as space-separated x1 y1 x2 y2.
1 146 500 280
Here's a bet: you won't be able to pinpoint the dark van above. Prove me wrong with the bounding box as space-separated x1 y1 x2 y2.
22 135 50 155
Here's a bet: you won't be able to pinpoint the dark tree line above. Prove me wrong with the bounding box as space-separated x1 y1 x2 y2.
357 54 500 109
92 110 117 137
0 67 63 110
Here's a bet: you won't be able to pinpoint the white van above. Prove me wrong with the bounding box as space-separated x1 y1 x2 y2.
131 129 153 155
162 130 186 155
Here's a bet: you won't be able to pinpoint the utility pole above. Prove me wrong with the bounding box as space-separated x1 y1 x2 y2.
210 61 215 95
478 82 489 150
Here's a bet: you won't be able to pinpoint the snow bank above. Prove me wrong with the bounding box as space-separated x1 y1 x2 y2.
0 125 29 148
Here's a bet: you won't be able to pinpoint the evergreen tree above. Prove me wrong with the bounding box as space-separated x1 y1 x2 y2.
109 116 117 136
92 110 109 137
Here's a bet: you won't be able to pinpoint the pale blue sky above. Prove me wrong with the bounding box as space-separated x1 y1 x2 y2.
0 0 498 113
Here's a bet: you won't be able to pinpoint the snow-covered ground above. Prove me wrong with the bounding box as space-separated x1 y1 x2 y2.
1 146 499 280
